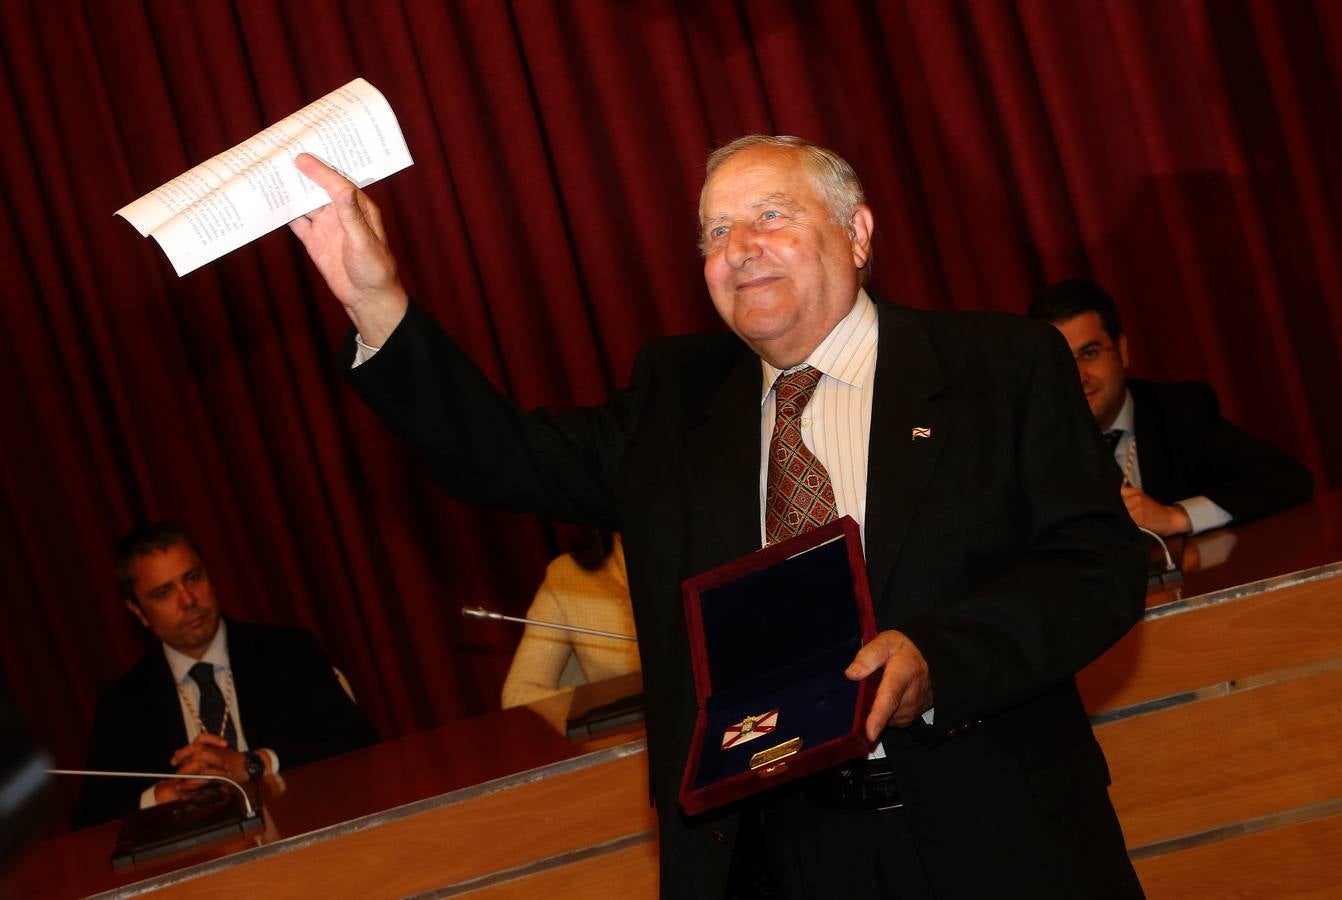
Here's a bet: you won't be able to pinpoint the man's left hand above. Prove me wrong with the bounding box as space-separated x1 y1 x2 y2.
845 630 933 741
1121 485 1192 536
171 733 247 783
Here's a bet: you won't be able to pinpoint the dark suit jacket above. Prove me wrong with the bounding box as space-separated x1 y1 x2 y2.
347 299 1148 898
73 619 379 829
1129 378 1313 522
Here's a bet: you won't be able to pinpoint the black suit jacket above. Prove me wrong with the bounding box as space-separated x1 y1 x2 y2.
73 619 379 829
1128 378 1313 522
347 299 1147 898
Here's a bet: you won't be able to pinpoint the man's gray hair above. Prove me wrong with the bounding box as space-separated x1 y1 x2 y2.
699 134 867 232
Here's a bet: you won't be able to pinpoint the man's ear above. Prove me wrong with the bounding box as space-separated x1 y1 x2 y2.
1118 332 1130 370
849 204 874 270
125 598 149 629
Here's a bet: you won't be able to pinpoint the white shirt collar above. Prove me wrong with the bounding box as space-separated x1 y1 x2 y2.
162 618 230 685
1109 388 1135 434
759 288 878 404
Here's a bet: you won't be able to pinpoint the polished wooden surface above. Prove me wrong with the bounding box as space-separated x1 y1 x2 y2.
6 492 1341 898
1093 491 1342 898
1079 575 1342 713
1079 491 1342 715
3 698 628 899
1133 813 1342 900
1141 489 1342 607
146 749 656 899
468 841 660 899
1100 665 1342 847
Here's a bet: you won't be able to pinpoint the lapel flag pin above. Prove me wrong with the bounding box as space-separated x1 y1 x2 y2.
911 427 932 440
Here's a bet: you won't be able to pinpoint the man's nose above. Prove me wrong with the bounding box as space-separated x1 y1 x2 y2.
176 584 197 608
723 226 758 268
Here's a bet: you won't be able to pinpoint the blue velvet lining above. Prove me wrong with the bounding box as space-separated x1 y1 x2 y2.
692 537 863 788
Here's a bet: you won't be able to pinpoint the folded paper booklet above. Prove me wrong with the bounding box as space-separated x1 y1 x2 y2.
116 77 413 276
679 516 877 816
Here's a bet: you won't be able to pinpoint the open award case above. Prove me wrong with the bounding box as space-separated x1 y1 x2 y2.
678 516 877 816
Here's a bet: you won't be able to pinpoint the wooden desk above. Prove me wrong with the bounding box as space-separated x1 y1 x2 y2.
8 493 1341 898
2 696 652 899
1082 492 1342 897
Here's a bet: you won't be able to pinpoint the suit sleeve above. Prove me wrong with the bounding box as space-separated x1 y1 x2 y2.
71 692 155 829
898 325 1148 739
1181 384 1314 523
343 301 634 530
258 630 379 770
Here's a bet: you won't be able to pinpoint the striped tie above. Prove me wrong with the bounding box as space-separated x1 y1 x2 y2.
765 366 838 543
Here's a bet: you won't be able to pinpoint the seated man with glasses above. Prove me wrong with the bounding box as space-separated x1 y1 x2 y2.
1028 278 1313 536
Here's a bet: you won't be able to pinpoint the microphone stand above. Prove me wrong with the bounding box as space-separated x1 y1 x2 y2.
48 769 259 819
461 606 636 641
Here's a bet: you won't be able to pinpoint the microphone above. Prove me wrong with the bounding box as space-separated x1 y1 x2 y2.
47 769 258 819
461 606 636 641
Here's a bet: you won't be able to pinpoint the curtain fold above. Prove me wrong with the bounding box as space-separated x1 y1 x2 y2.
3 0 1339 829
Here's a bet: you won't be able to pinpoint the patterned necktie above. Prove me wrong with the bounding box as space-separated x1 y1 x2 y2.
765 366 839 543
189 662 238 748
1105 430 1123 452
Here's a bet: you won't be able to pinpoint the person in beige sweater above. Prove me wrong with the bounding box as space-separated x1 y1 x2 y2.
501 531 639 708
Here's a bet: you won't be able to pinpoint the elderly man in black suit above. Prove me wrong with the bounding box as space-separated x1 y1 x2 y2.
290 136 1146 898
1029 279 1314 537
73 523 378 828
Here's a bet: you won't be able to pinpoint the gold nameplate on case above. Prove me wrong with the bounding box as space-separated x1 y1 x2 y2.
749 737 802 771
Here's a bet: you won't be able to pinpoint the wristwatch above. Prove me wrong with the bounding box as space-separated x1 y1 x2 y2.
243 750 265 780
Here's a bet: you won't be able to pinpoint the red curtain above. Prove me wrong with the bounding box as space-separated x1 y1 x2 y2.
3 0 1340 826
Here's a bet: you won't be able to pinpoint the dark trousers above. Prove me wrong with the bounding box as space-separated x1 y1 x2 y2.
728 787 936 900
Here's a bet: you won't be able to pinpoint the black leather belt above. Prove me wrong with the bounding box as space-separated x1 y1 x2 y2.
805 759 903 810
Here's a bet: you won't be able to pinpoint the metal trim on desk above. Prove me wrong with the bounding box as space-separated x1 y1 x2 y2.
1091 653 1342 726
1127 794 1342 861
1144 561 1342 622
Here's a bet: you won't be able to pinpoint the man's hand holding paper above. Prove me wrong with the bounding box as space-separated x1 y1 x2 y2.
290 154 407 346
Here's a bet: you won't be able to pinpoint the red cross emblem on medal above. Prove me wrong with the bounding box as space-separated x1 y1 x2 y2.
721 709 779 749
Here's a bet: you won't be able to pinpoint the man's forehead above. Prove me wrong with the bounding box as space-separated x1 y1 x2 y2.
132 545 202 582
1055 311 1107 345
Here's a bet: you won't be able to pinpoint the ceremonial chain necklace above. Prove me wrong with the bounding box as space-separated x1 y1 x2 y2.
1121 436 1138 488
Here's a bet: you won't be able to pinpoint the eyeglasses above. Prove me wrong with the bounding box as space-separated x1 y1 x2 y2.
1073 344 1118 364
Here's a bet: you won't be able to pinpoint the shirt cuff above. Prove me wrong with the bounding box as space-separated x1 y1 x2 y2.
139 784 158 809
1177 496 1233 535
865 709 936 760
352 334 381 368
261 748 280 775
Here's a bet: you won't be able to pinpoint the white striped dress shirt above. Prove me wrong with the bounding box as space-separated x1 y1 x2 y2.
758 289 913 745
758 289 879 548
